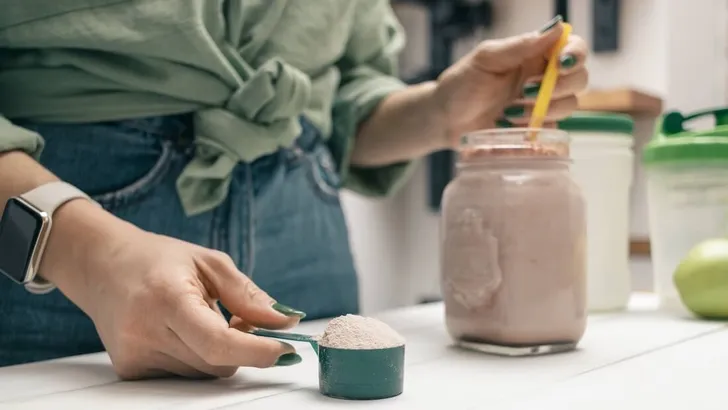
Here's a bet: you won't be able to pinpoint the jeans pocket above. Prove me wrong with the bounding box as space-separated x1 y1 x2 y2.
299 143 342 203
26 120 178 211
90 140 175 209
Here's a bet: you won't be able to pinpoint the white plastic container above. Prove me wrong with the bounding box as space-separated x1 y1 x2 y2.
560 113 635 312
643 109 728 315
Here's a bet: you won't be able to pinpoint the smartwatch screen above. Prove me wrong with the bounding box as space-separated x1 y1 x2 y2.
0 198 44 284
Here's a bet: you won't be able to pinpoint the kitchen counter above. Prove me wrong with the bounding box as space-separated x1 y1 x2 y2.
1 293 726 410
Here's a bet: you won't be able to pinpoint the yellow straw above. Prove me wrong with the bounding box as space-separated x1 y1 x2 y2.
527 22 573 140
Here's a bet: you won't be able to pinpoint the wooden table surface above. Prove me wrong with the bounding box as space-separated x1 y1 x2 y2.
0 293 725 410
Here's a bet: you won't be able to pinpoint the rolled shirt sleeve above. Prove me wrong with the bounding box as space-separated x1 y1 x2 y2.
0 116 44 160
328 0 416 198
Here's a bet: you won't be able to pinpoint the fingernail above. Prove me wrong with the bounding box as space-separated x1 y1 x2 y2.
274 352 303 367
539 15 563 34
522 82 541 98
496 119 513 128
560 54 577 68
271 302 306 319
504 105 525 118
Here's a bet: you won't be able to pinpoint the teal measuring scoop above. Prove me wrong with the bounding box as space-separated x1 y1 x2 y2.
251 329 405 400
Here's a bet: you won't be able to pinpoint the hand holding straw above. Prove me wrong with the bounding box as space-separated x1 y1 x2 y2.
527 22 573 140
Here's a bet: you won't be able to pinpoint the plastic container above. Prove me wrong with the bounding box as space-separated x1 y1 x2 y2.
440 128 587 356
643 108 728 315
558 112 635 311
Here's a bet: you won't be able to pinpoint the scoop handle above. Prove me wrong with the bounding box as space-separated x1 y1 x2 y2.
251 329 319 354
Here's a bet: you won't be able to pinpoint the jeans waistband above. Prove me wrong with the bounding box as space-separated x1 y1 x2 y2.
110 114 321 156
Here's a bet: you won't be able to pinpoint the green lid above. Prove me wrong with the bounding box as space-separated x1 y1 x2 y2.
642 108 728 165
557 111 634 134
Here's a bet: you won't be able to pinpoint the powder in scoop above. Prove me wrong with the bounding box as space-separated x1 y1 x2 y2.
317 314 405 349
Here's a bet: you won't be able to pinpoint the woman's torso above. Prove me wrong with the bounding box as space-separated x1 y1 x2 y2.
0 0 357 133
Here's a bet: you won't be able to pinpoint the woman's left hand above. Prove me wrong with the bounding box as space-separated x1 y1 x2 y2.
434 17 589 145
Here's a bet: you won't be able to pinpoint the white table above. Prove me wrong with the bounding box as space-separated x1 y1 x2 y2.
0 293 725 410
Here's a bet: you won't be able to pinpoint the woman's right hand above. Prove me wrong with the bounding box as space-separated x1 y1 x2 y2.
42 199 304 380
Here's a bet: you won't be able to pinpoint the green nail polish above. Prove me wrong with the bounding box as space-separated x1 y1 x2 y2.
560 54 577 68
274 353 302 367
504 106 525 118
271 302 306 319
539 15 563 34
522 83 541 98
496 119 513 128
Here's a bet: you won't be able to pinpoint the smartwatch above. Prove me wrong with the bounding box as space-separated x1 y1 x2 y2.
0 181 99 294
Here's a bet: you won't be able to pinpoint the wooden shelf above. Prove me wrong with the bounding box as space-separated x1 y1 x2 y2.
577 88 664 117
630 239 651 256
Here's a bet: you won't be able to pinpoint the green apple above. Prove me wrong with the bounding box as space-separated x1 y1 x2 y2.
673 238 728 319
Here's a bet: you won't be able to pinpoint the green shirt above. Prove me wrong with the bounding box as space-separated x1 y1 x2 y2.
0 0 413 215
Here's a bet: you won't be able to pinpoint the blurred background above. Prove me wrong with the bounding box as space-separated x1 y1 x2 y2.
343 0 728 314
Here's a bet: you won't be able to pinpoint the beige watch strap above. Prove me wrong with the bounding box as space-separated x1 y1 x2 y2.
20 181 100 294
21 181 99 215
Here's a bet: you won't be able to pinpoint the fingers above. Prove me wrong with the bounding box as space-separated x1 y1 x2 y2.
501 95 578 125
155 353 219 379
164 327 239 378
472 18 563 73
116 367 170 381
555 67 588 98
114 351 205 381
200 251 303 330
229 315 253 332
123 351 222 380
519 34 588 87
520 67 588 101
170 295 297 369
530 34 588 76
559 34 588 74
509 35 587 123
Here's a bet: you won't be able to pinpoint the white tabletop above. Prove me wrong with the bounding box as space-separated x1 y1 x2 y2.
0 293 725 410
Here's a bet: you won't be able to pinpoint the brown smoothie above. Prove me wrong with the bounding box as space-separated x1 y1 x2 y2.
441 142 587 348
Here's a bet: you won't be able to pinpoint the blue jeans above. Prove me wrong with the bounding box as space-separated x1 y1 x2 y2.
0 115 359 367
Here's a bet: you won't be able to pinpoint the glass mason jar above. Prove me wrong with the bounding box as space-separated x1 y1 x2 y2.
440 128 588 355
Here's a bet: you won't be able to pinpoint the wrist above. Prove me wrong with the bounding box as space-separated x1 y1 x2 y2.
422 81 451 151
39 198 142 307
0 152 142 306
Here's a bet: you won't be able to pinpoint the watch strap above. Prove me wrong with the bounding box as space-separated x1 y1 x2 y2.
19 181 100 294
21 181 99 215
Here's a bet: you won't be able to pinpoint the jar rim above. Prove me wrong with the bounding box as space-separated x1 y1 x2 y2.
460 128 570 146
459 128 570 160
